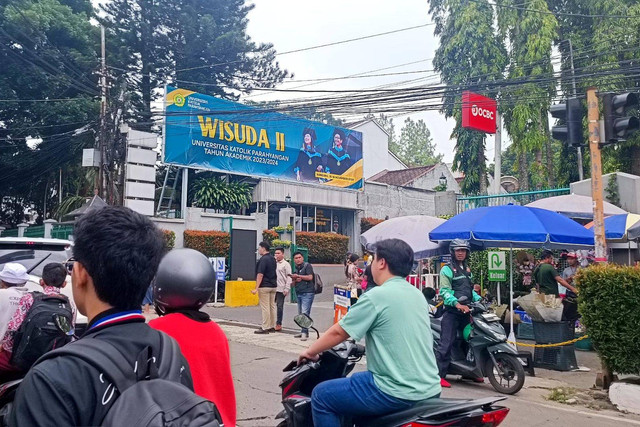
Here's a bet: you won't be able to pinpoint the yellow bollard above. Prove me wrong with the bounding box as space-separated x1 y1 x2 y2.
225 280 259 307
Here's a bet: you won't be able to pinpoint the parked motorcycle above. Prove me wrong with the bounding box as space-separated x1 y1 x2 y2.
431 296 528 394
276 314 511 427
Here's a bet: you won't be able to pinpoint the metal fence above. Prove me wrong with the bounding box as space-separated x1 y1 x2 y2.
23 225 45 238
51 224 74 240
2 228 18 237
456 188 570 213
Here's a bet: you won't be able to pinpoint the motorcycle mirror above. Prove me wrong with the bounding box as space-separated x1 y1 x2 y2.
294 314 314 329
458 296 469 304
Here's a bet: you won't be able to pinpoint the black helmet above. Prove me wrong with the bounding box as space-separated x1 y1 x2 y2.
153 248 215 315
449 238 471 258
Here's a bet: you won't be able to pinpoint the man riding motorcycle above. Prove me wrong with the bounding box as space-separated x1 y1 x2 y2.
436 239 482 388
298 238 441 426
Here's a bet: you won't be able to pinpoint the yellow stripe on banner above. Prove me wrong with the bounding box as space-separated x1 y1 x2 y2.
166 88 196 107
320 159 364 188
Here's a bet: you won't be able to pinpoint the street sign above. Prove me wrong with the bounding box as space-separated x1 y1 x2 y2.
488 251 506 281
209 257 226 281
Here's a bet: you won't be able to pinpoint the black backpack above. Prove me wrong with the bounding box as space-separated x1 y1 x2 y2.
34 333 223 427
314 273 324 294
9 292 74 371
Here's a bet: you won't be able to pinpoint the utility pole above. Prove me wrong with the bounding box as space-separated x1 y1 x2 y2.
567 39 584 181
493 112 502 195
587 88 607 263
99 25 108 201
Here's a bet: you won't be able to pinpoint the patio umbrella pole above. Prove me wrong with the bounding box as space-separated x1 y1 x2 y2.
508 244 516 348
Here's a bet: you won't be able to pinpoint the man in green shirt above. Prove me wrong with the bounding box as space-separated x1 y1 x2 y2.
533 250 576 297
298 239 441 426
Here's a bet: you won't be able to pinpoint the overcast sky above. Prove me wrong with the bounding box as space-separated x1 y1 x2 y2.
245 0 506 164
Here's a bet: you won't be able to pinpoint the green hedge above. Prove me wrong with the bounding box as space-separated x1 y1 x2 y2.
577 265 640 375
161 229 176 249
184 230 230 258
296 232 349 264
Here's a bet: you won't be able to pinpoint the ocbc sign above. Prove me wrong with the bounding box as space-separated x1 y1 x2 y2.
462 91 497 134
471 104 494 120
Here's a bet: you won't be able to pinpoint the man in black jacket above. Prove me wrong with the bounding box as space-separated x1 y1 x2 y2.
10 206 193 426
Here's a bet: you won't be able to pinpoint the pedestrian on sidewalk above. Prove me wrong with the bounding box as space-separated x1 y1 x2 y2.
290 251 315 341
274 247 292 332
533 250 576 297
251 241 278 334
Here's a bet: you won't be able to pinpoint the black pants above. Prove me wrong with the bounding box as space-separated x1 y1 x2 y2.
276 291 286 326
436 310 470 378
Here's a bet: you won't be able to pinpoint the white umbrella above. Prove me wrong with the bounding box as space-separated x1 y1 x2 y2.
360 215 448 259
525 194 626 219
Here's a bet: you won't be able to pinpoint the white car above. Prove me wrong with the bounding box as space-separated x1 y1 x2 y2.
0 237 88 327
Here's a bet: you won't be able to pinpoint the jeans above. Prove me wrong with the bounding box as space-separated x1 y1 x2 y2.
436 310 470 378
296 292 314 335
312 371 427 427
276 291 286 326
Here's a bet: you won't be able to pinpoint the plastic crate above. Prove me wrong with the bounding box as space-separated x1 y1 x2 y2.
532 321 575 344
532 321 578 371
517 322 535 340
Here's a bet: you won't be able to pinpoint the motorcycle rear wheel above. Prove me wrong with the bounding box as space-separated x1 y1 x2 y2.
486 353 525 394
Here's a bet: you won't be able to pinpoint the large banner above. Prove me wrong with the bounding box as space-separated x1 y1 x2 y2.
164 86 364 190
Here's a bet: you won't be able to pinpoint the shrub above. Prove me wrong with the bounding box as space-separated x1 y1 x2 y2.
184 230 230 258
161 229 176 249
262 229 278 245
296 232 349 264
577 265 640 375
360 217 384 233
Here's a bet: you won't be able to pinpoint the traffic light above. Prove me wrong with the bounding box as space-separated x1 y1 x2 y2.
550 97 583 147
602 92 639 144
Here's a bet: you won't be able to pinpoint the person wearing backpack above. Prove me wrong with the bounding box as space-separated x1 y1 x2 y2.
0 263 76 375
149 248 236 427
9 206 220 427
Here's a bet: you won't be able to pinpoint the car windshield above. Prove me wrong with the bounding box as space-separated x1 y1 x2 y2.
0 245 69 277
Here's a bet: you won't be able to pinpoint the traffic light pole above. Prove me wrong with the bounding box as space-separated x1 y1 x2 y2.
587 88 607 263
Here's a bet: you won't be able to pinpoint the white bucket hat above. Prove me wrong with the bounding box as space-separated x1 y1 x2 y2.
0 262 30 285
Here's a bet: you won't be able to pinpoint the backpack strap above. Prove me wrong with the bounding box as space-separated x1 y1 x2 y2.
33 331 182 391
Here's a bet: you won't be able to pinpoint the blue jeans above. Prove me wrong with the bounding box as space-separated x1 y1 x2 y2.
312 371 429 427
297 292 315 334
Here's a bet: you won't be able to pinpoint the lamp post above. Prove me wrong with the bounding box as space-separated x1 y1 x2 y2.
439 173 447 188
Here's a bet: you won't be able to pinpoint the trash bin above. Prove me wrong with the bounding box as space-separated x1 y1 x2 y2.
531 321 578 371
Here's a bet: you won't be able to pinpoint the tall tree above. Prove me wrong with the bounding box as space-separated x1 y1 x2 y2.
498 0 558 191
101 0 289 128
428 0 507 195
0 0 99 225
394 118 443 166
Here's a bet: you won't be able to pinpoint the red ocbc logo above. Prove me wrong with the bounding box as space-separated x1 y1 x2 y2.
471 104 494 120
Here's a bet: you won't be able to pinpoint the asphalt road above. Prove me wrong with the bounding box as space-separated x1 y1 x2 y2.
223 323 640 427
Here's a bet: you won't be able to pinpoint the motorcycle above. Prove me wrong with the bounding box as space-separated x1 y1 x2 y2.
0 373 22 424
431 296 529 394
276 314 511 427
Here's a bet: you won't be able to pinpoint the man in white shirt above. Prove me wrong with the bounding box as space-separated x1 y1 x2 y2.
274 247 292 332
0 263 32 340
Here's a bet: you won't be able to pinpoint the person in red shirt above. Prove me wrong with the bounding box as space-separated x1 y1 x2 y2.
149 248 236 427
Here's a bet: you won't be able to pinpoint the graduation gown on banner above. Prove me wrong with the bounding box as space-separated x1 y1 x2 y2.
294 149 324 182
324 146 353 176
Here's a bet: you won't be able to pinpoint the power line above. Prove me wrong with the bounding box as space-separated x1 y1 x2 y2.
174 23 436 73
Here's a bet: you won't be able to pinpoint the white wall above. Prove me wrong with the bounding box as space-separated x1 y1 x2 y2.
358 181 437 218
570 172 640 214
351 120 406 179
411 164 461 193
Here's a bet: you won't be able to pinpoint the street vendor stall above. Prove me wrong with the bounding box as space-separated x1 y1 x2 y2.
429 205 595 352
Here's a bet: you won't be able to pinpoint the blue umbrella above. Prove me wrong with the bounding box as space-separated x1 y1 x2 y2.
429 205 594 343
429 205 594 249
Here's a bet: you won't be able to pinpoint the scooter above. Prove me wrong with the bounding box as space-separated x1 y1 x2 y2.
276 314 511 427
431 296 529 394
